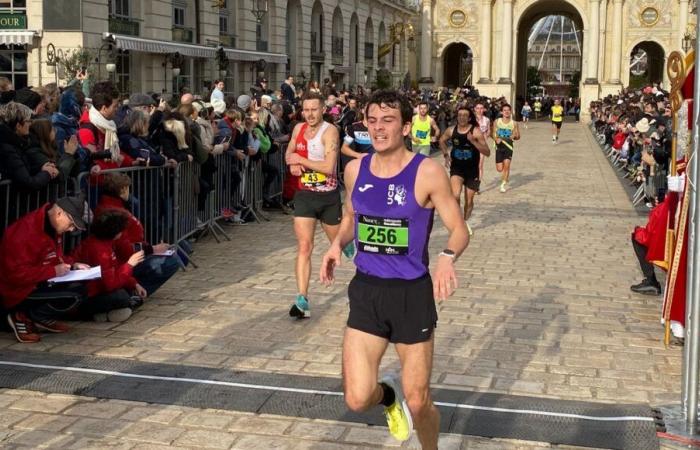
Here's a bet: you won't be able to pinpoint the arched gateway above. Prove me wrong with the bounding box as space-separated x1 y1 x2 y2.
419 0 686 116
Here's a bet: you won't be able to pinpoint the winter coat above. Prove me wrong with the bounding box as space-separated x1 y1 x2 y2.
0 203 76 308
0 123 52 191
95 195 151 263
71 235 138 297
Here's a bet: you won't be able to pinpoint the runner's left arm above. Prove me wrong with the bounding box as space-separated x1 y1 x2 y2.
288 125 339 175
512 122 521 141
469 127 491 157
419 160 469 301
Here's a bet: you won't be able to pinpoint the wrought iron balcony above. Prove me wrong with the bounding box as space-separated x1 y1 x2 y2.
173 26 194 43
108 16 140 36
332 36 343 65
310 31 324 61
364 42 374 60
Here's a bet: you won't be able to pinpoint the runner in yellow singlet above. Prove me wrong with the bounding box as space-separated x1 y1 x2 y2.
411 101 440 156
550 98 564 144
492 104 520 193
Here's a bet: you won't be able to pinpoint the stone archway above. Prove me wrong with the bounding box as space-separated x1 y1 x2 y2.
628 41 665 87
515 0 584 103
442 42 473 88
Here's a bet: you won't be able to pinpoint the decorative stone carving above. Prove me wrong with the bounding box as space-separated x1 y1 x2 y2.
627 0 672 27
434 1 478 29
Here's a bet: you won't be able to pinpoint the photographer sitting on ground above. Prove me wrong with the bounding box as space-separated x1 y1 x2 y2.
0 196 89 343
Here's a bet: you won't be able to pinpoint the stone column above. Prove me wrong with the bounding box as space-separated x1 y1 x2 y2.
609 0 623 83
585 0 600 83
419 0 433 82
479 0 491 82
498 0 513 83
680 0 689 50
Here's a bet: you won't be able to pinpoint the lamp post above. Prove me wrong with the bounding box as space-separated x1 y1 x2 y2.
250 0 268 51
683 30 695 53
163 52 185 96
96 41 116 81
45 43 64 84
216 46 228 79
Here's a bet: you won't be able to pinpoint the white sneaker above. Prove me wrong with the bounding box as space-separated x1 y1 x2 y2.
499 182 507 193
671 321 685 339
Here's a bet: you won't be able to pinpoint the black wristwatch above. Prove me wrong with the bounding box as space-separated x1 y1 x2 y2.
438 249 456 258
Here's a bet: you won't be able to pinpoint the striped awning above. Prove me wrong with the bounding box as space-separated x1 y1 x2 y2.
0 31 38 46
105 33 287 64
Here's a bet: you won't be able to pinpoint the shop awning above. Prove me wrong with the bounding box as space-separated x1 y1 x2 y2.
223 47 287 65
0 31 38 46
105 33 287 64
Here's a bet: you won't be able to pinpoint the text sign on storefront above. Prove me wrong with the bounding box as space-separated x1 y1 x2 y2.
0 14 26 29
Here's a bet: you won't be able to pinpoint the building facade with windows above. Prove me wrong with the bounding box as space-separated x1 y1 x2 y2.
0 0 417 98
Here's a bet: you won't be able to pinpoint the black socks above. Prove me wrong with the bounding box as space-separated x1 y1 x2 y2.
379 382 395 407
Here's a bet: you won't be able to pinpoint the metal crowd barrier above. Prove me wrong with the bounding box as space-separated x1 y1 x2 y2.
1 150 284 259
0 177 75 235
76 165 176 246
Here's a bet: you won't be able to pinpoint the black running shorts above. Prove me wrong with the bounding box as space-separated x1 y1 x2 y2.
293 189 342 225
552 121 563 129
347 271 437 344
449 165 481 192
495 147 513 164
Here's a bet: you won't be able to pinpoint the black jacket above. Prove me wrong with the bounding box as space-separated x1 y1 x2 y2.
25 136 78 182
0 123 52 190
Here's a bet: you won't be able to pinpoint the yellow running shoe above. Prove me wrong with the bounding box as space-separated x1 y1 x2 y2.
380 374 413 442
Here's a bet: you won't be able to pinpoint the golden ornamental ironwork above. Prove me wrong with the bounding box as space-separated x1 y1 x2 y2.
667 51 687 113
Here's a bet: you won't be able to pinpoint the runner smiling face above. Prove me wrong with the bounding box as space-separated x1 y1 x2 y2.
366 103 411 154
501 105 512 120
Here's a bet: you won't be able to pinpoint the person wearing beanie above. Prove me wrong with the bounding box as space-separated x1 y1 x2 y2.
237 94 252 112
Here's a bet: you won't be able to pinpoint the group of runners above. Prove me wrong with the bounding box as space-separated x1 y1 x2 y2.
282 90 563 449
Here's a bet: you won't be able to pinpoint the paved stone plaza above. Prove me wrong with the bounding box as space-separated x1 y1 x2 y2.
0 121 684 449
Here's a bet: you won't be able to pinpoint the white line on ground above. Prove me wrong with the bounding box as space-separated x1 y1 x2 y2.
0 360 654 423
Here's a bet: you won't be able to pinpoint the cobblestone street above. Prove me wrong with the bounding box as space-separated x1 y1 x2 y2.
0 120 682 449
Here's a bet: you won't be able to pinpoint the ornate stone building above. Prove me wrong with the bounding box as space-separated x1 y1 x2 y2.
418 0 694 108
0 0 417 97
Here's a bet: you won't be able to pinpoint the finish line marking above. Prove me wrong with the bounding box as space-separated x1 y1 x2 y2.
0 360 654 424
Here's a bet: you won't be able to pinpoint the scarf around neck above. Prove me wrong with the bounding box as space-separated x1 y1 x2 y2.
88 105 120 160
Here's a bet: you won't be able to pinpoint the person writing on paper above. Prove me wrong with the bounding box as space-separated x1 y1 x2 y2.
96 173 183 296
0 196 90 343
71 209 147 323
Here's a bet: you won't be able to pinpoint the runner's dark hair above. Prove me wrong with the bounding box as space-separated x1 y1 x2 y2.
365 89 413 124
456 105 478 127
501 103 512 111
301 92 325 105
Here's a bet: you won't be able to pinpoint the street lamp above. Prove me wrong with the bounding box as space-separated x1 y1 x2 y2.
45 43 65 83
163 52 185 95
216 46 228 79
251 0 268 51
96 40 117 81
683 30 695 53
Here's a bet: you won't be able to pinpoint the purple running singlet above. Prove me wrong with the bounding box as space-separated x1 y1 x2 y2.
352 153 435 280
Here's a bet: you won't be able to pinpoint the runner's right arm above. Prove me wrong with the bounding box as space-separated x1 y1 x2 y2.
285 123 303 176
439 126 453 167
341 133 365 160
320 158 360 285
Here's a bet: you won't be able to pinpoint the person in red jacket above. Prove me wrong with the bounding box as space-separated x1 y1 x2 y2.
71 209 147 322
0 197 90 343
77 81 134 179
96 173 183 295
